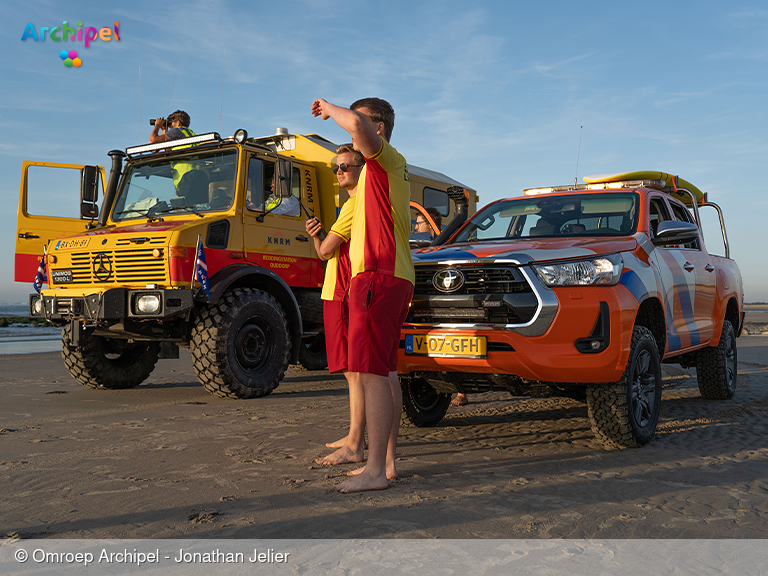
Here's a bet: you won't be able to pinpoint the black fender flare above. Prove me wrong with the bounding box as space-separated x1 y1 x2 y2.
207 263 302 364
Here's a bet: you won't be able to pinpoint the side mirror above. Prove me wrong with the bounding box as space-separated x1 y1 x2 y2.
80 165 99 218
275 159 293 198
651 220 700 245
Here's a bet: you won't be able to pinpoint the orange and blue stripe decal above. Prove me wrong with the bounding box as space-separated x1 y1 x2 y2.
619 268 649 303
656 250 698 350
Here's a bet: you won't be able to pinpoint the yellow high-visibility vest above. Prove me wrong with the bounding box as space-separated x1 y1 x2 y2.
170 127 198 187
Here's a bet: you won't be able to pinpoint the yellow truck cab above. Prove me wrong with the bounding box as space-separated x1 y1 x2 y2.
15 129 476 399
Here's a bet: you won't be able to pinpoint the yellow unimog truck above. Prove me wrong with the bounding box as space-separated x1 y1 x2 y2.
15 128 477 399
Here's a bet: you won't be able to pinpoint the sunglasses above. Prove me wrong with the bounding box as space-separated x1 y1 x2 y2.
332 163 363 174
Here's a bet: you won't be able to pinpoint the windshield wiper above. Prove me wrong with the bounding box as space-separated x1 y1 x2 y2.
116 208 164 222
158 206 205 218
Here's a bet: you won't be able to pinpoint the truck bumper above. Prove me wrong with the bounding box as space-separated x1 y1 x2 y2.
29 287 195 323
398 285 638 384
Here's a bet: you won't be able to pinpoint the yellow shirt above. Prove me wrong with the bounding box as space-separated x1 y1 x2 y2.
321 196 357 301
348 139 414 284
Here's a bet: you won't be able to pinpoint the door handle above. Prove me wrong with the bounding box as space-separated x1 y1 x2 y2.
18 233 40 239
295 235 309 243
705 264 715 272
683 263 695 272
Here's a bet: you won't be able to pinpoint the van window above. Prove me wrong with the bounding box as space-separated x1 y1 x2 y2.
423 187 449 217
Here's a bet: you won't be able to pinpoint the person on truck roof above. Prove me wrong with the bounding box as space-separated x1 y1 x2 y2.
148 110 195 144
306 144 366 468
148 110 199 189
311 96 414 493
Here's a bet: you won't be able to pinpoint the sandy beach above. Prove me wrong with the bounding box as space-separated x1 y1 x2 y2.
2 324 767 540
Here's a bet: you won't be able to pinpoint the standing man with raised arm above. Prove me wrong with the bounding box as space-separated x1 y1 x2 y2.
311 97 414 493
305 144 366 466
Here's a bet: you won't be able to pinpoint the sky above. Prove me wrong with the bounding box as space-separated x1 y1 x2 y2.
1 0 767 303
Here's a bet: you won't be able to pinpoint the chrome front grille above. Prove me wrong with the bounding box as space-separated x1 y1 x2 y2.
413 266 532 295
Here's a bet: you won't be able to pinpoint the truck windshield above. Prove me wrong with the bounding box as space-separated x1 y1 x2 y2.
112 149 238 221
452 192 639 243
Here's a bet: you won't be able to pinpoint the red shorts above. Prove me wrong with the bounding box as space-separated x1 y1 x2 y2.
323 299 348 374
348 271 414 377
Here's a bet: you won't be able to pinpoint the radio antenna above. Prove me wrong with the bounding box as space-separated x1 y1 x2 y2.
166 66 178 119
139 66 142 142
219 49 226 133
575 125 583 185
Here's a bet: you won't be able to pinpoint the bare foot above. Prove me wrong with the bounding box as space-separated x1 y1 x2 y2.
347 464 398 480
315 446 365 466
335 473 389 493
450 393 469 406
325 436 347 449
326 436 367 450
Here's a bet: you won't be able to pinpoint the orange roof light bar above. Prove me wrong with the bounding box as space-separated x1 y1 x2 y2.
524 179 667 196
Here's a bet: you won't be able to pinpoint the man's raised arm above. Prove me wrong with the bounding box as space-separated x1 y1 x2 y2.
311 99 381 158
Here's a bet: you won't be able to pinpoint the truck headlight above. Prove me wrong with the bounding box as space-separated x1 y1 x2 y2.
533 253 623 287
31 296 44 316
135 294 161 314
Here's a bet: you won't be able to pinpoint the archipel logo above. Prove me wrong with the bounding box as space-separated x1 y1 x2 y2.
21 20 120 68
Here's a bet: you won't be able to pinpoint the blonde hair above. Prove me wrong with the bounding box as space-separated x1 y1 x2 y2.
335 143 365 166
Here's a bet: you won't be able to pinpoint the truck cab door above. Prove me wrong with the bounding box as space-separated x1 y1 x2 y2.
15 161 105 282
668 199 716 346
242 156 315 287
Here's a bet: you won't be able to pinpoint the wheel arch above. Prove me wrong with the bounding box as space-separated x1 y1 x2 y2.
634 296 666 357
207 264 302 364
725 296 741 336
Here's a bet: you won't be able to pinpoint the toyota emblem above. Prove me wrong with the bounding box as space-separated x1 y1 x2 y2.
92 253 113 282
433 268 464 293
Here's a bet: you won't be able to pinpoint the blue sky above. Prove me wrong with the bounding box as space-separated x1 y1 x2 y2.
1 0 767 303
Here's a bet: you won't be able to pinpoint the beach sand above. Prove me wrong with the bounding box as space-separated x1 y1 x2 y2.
2 334 767 539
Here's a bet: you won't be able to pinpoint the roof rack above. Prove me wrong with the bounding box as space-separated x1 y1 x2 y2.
125 132 223 157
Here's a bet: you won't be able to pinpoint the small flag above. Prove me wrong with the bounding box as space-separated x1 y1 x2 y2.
33 251 47 293
194 236 209 298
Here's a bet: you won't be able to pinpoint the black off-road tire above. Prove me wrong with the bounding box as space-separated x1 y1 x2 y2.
696 320 737 400
401 376 451 427
587 326 662 449
298 333 328 371
191 288 290 399
61 325 160 390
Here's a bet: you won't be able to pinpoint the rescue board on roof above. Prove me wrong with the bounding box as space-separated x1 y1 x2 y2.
584 171 705 206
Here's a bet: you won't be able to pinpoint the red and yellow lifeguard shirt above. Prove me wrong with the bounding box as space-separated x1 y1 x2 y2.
348 139 414 285
321 195 357 301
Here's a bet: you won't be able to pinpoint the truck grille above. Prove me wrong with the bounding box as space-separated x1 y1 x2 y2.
408 264 538 325
414 266 532 295
56 247 168 285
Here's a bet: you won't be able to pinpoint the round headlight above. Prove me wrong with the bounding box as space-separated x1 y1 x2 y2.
136 294 161 314
234 129 248 144
33 297 44 315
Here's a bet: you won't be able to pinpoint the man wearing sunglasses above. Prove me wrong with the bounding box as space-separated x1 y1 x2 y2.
305 145 366 468
311 97 414 493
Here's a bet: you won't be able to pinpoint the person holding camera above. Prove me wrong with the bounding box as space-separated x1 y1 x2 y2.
149 110 198 190
149 110 195 143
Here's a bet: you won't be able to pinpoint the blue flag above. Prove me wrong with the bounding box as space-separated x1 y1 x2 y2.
194 239 210 298
33 253 47 293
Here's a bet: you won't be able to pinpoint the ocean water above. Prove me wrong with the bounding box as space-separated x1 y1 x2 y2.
0 303 61 355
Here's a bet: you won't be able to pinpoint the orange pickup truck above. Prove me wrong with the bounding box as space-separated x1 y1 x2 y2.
398 173 744 448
